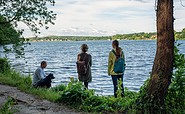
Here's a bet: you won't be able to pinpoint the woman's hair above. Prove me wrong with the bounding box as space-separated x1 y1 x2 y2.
41 61 47 65
81 44 88 52
112 40 121 56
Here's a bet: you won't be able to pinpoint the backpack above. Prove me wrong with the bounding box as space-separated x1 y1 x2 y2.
76 54 88 75
112 50 125 73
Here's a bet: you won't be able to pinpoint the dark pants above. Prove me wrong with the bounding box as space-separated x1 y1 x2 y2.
34 78 51 88
84 82 88 89
111 75 124 98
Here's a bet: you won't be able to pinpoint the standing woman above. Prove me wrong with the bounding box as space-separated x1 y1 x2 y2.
108 40 125 98
77 44 92 89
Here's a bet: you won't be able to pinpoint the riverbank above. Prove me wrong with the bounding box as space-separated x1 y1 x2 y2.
0 66 136 114
0 84 86 114
1 47 184 114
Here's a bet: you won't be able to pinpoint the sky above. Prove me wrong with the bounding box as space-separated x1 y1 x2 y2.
22 0 185 37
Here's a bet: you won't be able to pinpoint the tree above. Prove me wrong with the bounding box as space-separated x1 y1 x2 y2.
0 16 21 45
0 0 56 57
139 0 175 113
0 0 56 34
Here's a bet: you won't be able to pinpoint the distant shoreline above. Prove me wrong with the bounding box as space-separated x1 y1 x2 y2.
24 30 185 42
24 36 157 42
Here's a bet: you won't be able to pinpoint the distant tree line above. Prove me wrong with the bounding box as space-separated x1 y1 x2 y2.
175 28 185 40
112 28 185 40
112 32 157 40
25 28 185 42
26 36 112 42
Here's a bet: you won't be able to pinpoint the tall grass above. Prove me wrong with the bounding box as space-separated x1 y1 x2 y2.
0 69 138 113
0 70 60 102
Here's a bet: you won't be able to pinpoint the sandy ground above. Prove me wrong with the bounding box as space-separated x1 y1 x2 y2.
0 84 86 114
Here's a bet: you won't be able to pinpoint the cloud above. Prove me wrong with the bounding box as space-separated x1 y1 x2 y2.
21 0 185 37
129 0 148 3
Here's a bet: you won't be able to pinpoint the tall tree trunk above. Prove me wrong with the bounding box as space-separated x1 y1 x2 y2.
141 0 174 113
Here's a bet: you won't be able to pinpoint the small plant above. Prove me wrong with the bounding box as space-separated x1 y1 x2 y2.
0 97 17 114
116 79 124 98
51 84 66 92
57 78 95 106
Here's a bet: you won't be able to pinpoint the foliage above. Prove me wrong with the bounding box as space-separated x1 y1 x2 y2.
3 43 26 58
1 45 185 113
81 89 138 113
131 44 185 114
0 69 32 89
130 78 155 114
116 79 124 98
111 28 185 40
51 84 66 92
0 60 136 113
0 97 17 114
23 28 185 42
57 78 95 106
0 0 56 34
175 28 185 40
0 16 22 45
26 35 112 42
0 69 59 102
112 32 157 40
0 58 10 73
56 78 138 113
165 44 185 113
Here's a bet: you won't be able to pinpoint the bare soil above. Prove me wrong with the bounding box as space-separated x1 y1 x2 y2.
0 84 86 114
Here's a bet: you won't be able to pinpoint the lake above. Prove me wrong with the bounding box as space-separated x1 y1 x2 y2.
1 40 185 95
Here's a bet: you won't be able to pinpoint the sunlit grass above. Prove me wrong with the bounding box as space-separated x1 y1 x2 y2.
0 69 138 113
0 70 60 102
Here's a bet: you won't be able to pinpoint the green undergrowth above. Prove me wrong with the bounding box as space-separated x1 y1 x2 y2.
0 44 184 113
0 97 17 114
0 70 60 102
0 69 138 113
56 78 138 113
129 44 185 114
165 45 185 113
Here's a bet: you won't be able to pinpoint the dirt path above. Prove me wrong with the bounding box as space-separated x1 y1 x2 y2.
0 84 86 114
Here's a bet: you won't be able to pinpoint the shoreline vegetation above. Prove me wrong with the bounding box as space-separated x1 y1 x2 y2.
0 45 185 113
0 64 138 113
25 30 185 42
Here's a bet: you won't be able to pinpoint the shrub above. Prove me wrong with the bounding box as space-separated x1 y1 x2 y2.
165 45 185 113
57 78 95 106
0 58 10 73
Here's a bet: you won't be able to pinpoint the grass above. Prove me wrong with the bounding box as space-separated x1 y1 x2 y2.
0 70 60 102
0 69 138 113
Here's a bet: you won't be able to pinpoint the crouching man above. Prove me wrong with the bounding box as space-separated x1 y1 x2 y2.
32 61 55 88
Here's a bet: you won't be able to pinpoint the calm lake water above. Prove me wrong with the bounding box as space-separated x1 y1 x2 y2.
1 40 185 95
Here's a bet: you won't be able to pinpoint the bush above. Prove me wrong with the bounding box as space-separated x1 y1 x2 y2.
165 45 185 113
57 78 95 106
0 58 10 73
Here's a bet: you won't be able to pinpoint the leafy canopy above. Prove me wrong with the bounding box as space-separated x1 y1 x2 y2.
0 0 56 34
0 16 21 44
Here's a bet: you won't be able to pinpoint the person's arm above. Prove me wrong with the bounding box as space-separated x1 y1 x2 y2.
37 68 46 79
89 54 92 67
77 54 80 61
